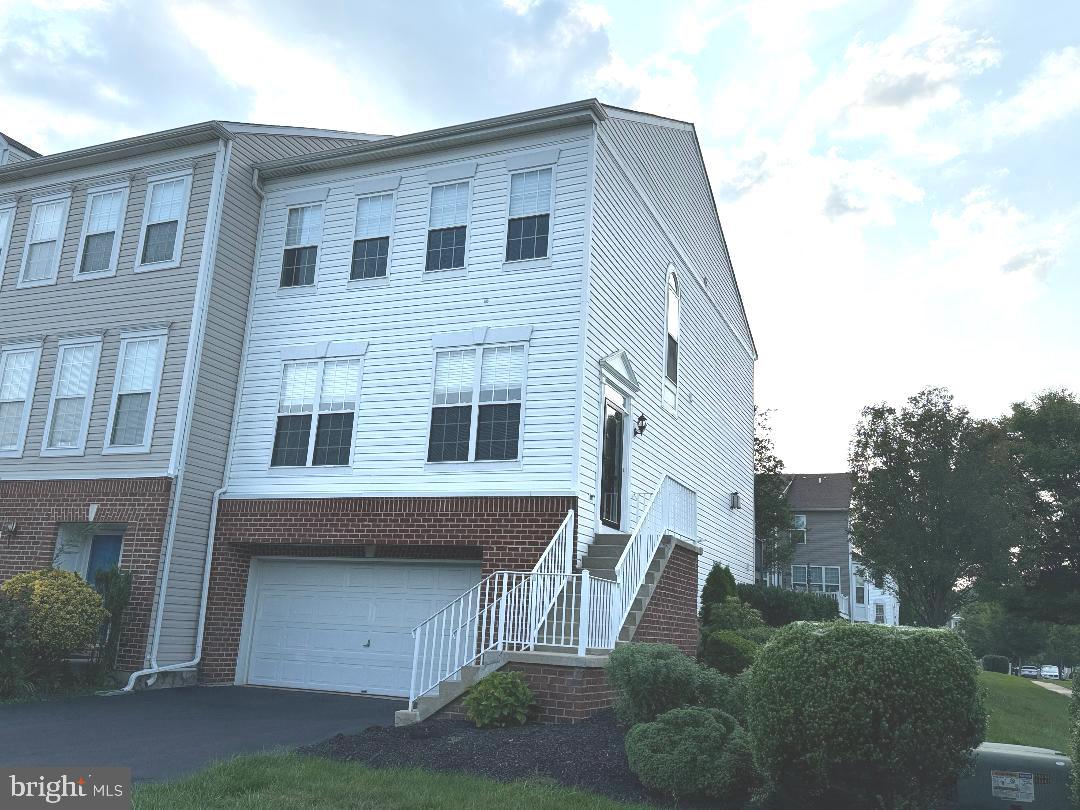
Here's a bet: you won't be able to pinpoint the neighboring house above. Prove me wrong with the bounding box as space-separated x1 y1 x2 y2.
0 123 380 674
761 473 900 625
194 99 756 721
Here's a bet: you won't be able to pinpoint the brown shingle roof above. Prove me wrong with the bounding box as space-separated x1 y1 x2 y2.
785 473 852 510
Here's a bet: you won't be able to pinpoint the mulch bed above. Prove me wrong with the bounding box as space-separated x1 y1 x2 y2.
301 711 676 806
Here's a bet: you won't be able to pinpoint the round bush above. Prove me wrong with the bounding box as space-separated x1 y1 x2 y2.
625 707 756 801
701 629 759 676
981 654 1009 673
2 570 108 667
747 622 985 809
462 671 534 728
606 643 737 724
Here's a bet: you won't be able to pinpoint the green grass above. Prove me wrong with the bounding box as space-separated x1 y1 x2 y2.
980 671 1071 753
134 754 647 810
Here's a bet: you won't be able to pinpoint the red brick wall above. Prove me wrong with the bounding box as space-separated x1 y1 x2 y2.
200 495 576 684
0 477 172 670
631 543 700 656
437 660 615 724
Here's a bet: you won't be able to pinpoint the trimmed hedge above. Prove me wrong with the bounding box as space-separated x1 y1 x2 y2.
735 583 840 626
981 654 1010 674
1071 678 1079 809
747 622 984 809
624 707 756 802
606 643 739 724
700 629 758 676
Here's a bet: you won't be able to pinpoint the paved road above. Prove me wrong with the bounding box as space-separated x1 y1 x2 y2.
1031 679 1072 696
0 686 402 782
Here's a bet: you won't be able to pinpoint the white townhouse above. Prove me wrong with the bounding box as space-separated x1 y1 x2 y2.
197 100 757 723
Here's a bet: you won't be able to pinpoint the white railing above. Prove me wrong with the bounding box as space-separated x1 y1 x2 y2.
825 591 850 618
612 476 696 631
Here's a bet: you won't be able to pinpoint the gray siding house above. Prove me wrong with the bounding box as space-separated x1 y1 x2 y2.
0 123 378 674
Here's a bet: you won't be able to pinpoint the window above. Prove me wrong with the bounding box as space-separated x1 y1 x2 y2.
790 513 807 544
137 173 190 269
855 583 866 605
75 185 128 277
351 193 393 280
427 344 525 463
104 333 166 453
505 168 551 262
271 358 361 467
425 182 469 271
42 337 102 455
663 269 679 411
0 204 14 269
791 565 807 592
791 565 841 594
19 196 70 286
874 603 886 624
0 345 41 457
54 525 124 591
280 204 322 287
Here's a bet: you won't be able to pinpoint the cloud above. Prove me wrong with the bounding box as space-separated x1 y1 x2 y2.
982 46 1080 142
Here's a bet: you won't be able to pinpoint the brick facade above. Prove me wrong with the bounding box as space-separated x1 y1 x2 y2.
0 477 173 670
631 542 700 656
199 495 576 684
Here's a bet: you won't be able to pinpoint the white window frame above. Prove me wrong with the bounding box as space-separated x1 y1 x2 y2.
40 335 103 457
73 181 130 280
791 513 807 544
349 191 395 283
425 342 528 466
102 329 168 455
663 265 680 414
279 202 324 289
0 342 43 459
134 169 192 272
0 202 16 280
793 564 841 594
424 180 472 274
791 564 807 592
18 192 71 289
270 356 364 468
874 603 886 624
503 166 555 265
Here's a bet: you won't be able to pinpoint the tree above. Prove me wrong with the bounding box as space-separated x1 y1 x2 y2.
1001 390 1080 624
1043 624 1080 674
955 601 1046 664
755 409 794 577
850 388 1022 627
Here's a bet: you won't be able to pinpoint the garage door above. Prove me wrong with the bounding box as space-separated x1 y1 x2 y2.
239 558 482 696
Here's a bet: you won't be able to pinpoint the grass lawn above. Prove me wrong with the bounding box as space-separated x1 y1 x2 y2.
980 671 1071 753
134 754 648 810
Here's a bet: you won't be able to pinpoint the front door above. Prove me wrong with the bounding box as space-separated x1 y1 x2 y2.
600 385 627 530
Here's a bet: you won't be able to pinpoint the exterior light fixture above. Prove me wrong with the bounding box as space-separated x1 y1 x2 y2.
633 413 648 436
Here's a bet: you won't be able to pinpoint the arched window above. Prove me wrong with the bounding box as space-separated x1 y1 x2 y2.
664 268 679 410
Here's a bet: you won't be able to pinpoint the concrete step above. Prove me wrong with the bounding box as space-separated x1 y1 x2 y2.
394 660 504 727
590 532 631 548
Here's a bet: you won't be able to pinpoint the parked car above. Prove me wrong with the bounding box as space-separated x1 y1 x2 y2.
1040 665 1060 680
1019 666 1040 678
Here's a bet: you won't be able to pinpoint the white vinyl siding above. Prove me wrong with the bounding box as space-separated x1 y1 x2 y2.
41 337 102 456
19 195 70 287
135 171 192 270
74 184 129 278
0 344 42 457
103 332 167 453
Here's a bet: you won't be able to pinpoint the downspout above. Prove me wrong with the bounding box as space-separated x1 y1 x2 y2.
125 136 231 689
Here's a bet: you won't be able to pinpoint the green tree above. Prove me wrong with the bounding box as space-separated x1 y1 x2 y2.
755 409 794 577
850 388 1023 627
956 601 1046 664
1042 624 1080 675
700 564 737 623
1001 390 1080 624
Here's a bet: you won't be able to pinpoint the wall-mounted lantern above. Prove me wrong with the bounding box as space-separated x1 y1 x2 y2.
633 413 648 436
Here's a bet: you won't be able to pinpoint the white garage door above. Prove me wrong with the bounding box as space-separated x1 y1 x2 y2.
239 558 482 697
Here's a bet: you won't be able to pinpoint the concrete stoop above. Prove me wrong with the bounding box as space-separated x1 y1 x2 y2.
394 655 507 726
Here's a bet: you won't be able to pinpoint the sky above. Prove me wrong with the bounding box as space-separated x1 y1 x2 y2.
2 0 1077 471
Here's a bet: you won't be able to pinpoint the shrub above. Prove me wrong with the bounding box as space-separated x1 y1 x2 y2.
700 564 738 622
0 591 33 699
747 622 985 809
606 643 740 724
702 596 773 644
701 629 759 676
91 567 133 675
1071 678 1079 808
462 671 534 728
736 582 839 626
981 654 1010 674
2 570 108 672
625 707 756 801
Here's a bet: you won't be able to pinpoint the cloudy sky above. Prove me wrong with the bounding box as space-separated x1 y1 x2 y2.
3 0 1077 471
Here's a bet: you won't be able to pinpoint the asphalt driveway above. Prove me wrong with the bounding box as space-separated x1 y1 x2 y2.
0 686 402 782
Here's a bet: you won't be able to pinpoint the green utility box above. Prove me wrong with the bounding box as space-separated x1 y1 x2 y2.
956 742 1072 808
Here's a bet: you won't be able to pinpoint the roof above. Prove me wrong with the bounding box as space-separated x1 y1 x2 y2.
784 473 852 510
0 131 41 158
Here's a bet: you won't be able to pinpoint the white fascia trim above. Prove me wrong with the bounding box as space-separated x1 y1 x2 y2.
217 488 580 500
432 325 533 349
218 122 388 141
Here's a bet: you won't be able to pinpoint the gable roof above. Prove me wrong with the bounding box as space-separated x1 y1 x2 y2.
785 473 852 510
0 131 40 158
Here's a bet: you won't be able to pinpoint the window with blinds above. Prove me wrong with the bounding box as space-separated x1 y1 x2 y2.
351 193 394 280
21 198 68 285
140 175 189 267
0 347 39 453
664 269 680 411
77 186 127 276
427 344 525 463
106 334 165 451
0 206 14 269
426 182 469 271
271 358 361 467
505 168 552 262
281 204 322 287
44 339 101 453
